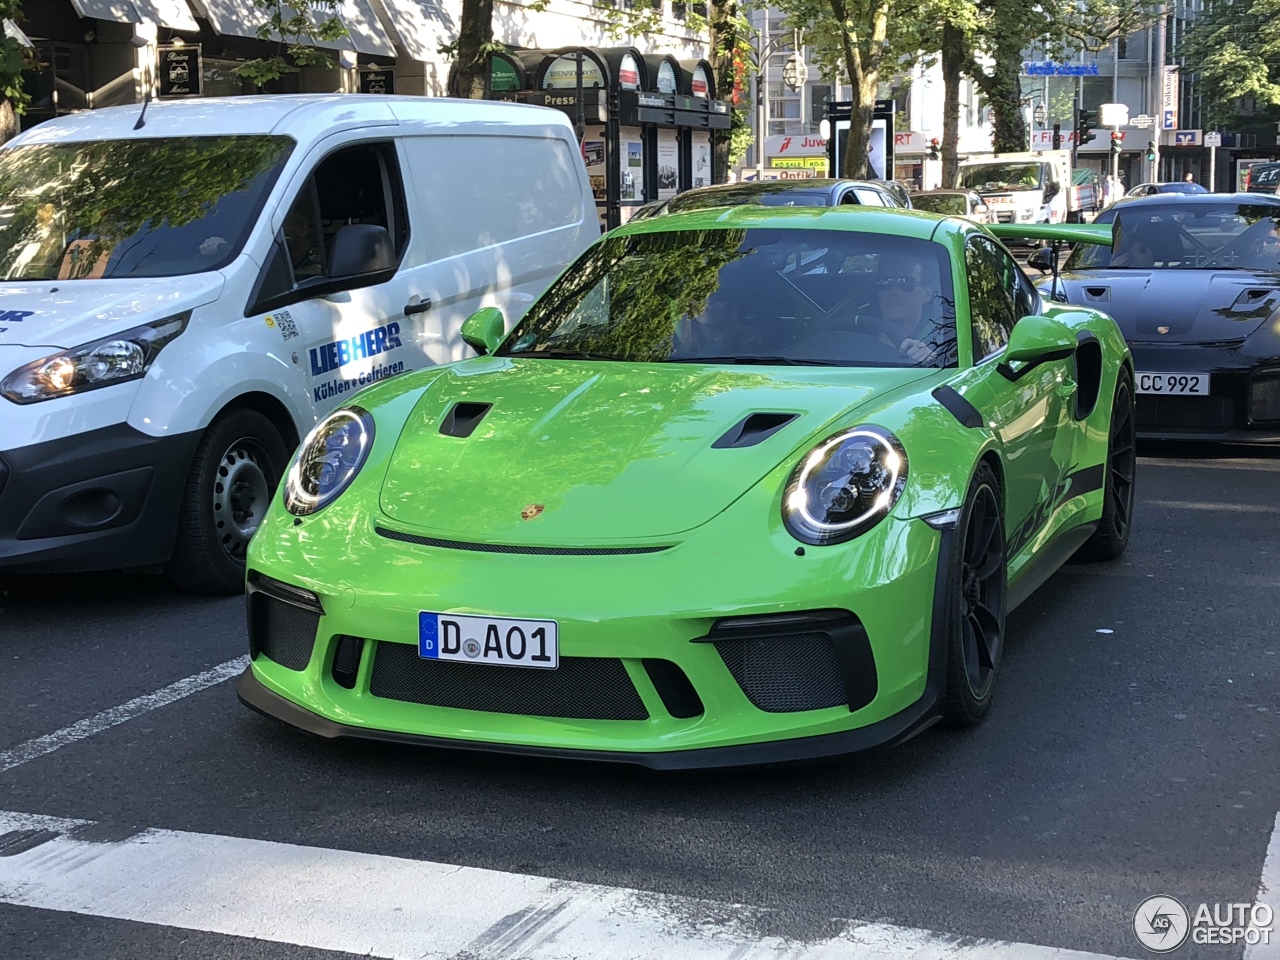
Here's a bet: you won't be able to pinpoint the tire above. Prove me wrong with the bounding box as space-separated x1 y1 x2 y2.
1075 368 1136 562
943 461 1008 728
165 408 290 595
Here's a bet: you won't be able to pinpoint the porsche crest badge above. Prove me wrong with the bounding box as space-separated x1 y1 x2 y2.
1157 325 1170 335
521 504 545 520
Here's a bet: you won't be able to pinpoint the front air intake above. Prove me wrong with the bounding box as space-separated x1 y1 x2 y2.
440 402 493 438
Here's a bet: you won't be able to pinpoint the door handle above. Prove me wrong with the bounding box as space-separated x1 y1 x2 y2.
404 299 432 316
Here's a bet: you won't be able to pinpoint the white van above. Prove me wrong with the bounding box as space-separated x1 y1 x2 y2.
0 94 598 593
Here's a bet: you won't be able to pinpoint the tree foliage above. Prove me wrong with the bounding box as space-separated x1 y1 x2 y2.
1180 0 1280 127
234 0 348 87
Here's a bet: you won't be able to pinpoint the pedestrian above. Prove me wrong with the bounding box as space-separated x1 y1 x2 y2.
1184 172 1195 183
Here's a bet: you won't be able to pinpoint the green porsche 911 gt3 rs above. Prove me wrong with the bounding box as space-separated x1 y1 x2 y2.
236 207 1134 768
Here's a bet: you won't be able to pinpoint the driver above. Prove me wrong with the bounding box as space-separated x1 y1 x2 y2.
859 252 945 362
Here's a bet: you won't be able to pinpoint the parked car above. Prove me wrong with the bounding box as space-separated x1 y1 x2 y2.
0 95 599 593
237 207 1136 768
910 189 994 224
1125 181 1209 197
1038 193 1280 441
627 178 911 222
1244 162 1280 194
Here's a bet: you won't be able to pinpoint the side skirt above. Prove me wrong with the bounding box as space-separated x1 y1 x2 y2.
1007 520 1098 612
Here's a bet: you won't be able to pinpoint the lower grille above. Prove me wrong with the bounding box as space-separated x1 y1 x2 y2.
714 633 847 713
248 592 320 671
369 642 649 720
1137 395 1235 430
1250 374 1280 423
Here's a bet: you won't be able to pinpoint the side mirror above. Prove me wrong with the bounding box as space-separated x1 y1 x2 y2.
461 306 506 356
998 314 1076 379
1043 182 1060 202
1026 245 1055 274
330 223 396 279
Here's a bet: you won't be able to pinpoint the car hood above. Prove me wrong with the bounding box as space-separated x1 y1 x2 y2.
1055 269 1280 344
378 358 935 543
0 274 225 349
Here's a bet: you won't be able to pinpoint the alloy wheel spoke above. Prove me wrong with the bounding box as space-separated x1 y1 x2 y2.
974 549 1003 581
971 603 1002 669
966 612 994 671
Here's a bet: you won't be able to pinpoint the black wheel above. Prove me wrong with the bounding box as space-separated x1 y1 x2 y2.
1075 369 1136 562
166 408 290 595
943 462 1008 728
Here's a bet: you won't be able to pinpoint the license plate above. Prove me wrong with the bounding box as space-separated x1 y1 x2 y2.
1136 372 1210 395
419 612 558 669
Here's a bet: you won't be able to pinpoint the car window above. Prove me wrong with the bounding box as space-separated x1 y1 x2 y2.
1065 201 1280 270
852 188 886 206
498 227 959 368
965 235 1018 361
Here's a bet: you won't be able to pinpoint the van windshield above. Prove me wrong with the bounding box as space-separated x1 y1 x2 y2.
0 135 294 281
957 163 1044 192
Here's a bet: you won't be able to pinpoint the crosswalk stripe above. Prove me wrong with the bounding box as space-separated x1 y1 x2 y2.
0 809 1135 960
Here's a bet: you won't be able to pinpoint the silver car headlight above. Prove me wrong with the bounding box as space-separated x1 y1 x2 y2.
284 407 375 517
1 312 190 404
782 426 908 545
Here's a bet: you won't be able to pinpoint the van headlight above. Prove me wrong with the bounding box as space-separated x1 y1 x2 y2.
0 312 190 404
284 407 375 517
782 426 908 545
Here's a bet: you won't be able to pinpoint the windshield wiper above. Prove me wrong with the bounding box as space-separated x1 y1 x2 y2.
517 348 622 361
668 355 837 366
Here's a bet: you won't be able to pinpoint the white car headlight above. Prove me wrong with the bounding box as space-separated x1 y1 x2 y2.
284 407 376 517
782 426 908 545
0 312 190 404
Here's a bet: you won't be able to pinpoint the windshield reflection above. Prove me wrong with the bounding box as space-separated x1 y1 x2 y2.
1065 202 1280 271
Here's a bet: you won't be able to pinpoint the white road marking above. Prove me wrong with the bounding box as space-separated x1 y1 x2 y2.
0 809 1138 960
0 657 248 774
1145 500 1280 514
1245 811 1280 960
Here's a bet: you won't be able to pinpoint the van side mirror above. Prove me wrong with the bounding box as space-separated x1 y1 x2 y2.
330 224 396 280
461 307 506 355
998 314 1076 380
1043 182 1060 202
1026 245 1055 274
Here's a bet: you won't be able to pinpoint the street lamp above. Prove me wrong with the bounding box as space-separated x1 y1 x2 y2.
1033 101 1047 126
753 24 804 178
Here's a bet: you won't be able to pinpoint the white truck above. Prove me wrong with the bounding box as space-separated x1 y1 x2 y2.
956 150 1096 225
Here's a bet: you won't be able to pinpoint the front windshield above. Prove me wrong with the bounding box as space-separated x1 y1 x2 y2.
957 163 1043 192
496 227 958 368
912 194 968 216
1064 202 1280 271
0 136 294 281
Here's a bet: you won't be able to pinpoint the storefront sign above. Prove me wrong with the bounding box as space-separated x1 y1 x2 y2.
1162 65 1180 130
769 157 828 169
543 55 605 89
157 44 201 98
765 134 827 156
1022 61 1099 76
617 53 641 90
490 57 521 92
360 69 394 95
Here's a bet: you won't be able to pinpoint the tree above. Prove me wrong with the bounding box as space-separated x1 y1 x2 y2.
0 1 39 143
1180 0 1280 128
234 0 349 88
704 3 756 181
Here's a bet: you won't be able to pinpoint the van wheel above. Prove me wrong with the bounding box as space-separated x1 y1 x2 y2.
166 409 289 595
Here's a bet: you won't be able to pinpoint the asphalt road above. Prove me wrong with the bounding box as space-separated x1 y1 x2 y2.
1 442 1277 960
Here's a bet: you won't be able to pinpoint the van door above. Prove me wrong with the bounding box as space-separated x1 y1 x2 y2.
246 139 431 416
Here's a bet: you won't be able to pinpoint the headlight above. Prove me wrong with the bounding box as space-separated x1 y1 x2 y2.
1 312 190 404
284 407 375 517
782 426 908 545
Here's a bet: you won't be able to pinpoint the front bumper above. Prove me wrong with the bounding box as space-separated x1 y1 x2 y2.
1130 343 1280 443
0 423 201 572
240 503 956 768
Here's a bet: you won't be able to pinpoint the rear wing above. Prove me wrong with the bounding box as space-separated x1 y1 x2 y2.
986 223 1113 247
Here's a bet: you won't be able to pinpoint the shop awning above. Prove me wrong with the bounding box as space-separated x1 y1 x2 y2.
71 0 201 32
188 0 395 57
365 0 453 63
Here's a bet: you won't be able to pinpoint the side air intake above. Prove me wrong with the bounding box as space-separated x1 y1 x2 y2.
712 412 799 449
440 402 493 438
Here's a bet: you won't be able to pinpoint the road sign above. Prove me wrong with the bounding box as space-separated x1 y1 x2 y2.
1205 131 1222 148
1100 102 1129 127
1174 129 1202 146
1132 114 1155 128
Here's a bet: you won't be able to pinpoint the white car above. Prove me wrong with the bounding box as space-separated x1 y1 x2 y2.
0 94 598 592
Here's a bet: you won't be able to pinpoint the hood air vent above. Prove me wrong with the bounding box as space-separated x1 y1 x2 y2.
712 412 799 449
439 402 493 438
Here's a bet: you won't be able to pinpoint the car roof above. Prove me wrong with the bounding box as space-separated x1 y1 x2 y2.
1107 191 1280 209
4 94 569 146
613 203 950 241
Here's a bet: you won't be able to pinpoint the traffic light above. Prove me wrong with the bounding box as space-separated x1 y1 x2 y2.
1145 140 1156 161
1077 107 1097 145
1110 131 1124 156
1052 123 1062 150
927 137 941 160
